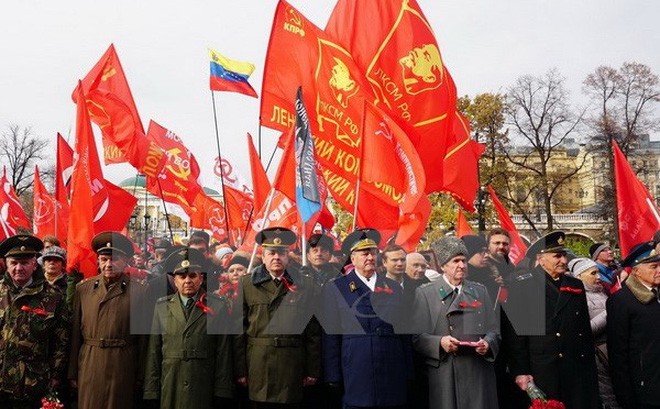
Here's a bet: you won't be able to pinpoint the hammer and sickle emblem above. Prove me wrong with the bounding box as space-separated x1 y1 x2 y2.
287 8 303 27
165 148 191 180
101 67 117 81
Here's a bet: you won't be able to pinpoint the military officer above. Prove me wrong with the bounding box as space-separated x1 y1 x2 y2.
0 235 70 408
413 236 500 409
234 227 321 408
322 229 413 409
607 242 660 409
68 231 148 409
144 247 233 409
504 231 600 408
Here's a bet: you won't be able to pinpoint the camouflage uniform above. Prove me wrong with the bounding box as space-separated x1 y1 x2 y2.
0 271 71 404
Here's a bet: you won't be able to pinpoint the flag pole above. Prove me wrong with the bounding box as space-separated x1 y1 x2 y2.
247 188 277 272
155 178 175 243
301 226 307 267
210 91 233 244
352 101 367 231
243 141 280 239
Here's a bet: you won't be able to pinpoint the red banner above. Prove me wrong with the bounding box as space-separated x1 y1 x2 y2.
442 113 485 212
188 192 229 243
74 44 166 177
456 209 474 238
613 140 660 257
487 185 528 265
326 0 457 193
33 166 66 242
248 133 271 210
0 169 31 235
68 84 101 277
145 120 203 209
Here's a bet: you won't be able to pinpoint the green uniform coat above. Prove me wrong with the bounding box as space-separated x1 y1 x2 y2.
0 273 70 401
143 290 233 409
234 265 321 404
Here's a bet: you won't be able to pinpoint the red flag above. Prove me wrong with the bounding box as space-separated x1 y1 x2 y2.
456 209 474 238
613 140 660 257
361 102 430 250
248 133 271 210
56 133 74 202
73 44 166 177
326 0 457 193
145 120 203 209
188 192 229 242
70 82 137 235
0 169 31 233
261 1 369 213
1 173 29 240
240 190 301 251
442 113 485 212
68 83 101 277
55 134 72 246
213 156 254 238
33 166 61 240
487 185 528 265
93 181 138 234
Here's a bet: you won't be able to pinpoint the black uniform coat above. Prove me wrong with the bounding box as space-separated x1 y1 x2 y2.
505 267 600 409
607 274 660 409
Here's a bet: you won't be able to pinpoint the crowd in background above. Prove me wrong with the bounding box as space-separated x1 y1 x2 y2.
0 225 658 409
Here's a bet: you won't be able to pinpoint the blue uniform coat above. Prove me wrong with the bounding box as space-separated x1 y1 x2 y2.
322 270 413 407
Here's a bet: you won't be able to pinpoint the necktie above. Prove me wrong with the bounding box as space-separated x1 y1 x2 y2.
274 277 282 286
652 288 659 303
185 298 195 318
450 287 459 302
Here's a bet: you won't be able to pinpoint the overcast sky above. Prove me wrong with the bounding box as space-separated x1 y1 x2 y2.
1 0 658 189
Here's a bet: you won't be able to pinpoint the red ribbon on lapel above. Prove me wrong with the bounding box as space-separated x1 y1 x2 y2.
458 300 482 308
282 278 298 293
195 294 215 315
20 305 49 316
559 286 583 294
374 286 393 294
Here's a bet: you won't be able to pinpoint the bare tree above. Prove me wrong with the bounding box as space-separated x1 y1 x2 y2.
583 62 660 236
0 125 49 196
504 69 586 232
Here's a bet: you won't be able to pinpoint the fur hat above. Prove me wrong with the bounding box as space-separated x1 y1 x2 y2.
431 236 468 266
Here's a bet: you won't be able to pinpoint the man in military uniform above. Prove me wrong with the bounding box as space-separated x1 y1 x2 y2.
144 247 233 409
0 235 70 409
68 231 148 409
234 227 321 408
322 229 413 409
504 231 600 408
607 242 660 409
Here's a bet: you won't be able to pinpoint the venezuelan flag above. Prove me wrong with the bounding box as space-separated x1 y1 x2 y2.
209 49 258 98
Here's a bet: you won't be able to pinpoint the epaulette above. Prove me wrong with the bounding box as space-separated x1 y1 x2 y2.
515 273 534 281
156 294 173 304
419 282 435 289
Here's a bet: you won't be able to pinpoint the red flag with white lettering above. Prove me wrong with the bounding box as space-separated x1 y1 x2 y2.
145 120 203 209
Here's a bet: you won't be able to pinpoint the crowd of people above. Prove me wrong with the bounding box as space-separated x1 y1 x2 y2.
0 226 658 409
